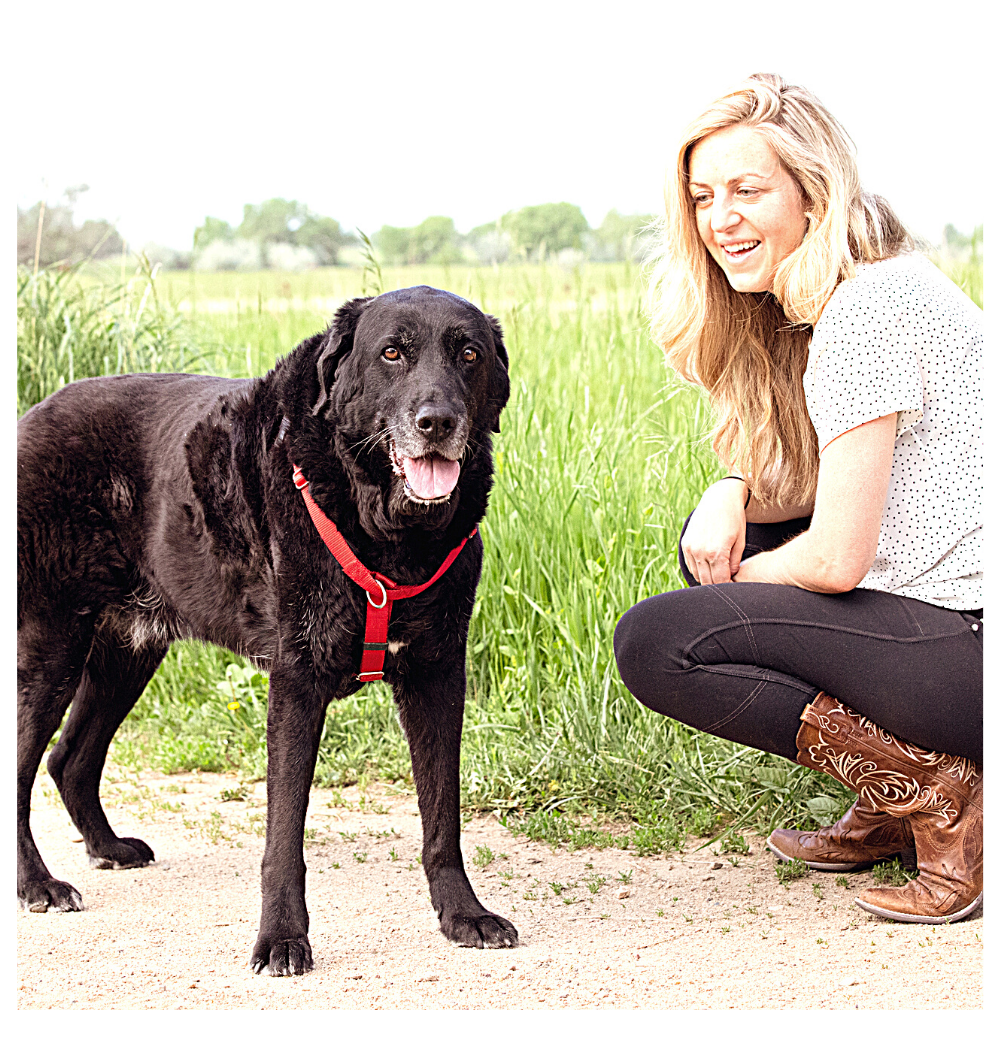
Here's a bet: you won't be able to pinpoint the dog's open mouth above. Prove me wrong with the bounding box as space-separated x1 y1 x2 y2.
389 440 460 504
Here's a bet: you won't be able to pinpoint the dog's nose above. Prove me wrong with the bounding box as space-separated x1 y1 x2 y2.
414 403 457 440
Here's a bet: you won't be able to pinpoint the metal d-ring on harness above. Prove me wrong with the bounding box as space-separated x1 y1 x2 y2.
366 580 388 609
292 464 476 682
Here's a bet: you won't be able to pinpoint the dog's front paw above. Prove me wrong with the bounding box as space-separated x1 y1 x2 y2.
88 836 155 870
251 933 314 976
440 908 519 949
19 878 84 913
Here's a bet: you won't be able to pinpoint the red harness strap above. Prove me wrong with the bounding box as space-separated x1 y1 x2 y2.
292 464 476 682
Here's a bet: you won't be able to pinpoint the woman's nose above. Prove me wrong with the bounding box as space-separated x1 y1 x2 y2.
711 194 740 232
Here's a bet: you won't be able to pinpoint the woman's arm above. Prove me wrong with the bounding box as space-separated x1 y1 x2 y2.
680 478 815 586
734 413 896 592
745 493 815 523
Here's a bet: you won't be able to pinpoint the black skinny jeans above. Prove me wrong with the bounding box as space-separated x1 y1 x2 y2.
613 517 983 766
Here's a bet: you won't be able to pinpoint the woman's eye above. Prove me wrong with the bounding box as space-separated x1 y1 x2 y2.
462 348 478 363
382 347 400 361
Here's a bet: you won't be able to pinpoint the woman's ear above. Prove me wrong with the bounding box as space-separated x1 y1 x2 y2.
311 296 373 415
485 314 510 433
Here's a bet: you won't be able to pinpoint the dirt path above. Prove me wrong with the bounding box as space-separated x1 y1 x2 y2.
17 766 982 1010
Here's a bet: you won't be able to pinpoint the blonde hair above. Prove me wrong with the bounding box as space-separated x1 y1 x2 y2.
646 72 912 507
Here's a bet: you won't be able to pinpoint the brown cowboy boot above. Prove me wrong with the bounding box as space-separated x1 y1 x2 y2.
767 798 915 872
795 692 982 925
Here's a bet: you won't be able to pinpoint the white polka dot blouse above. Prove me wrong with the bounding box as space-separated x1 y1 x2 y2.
803 252 982 611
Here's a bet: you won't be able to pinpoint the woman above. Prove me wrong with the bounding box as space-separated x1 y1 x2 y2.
614 73 982 925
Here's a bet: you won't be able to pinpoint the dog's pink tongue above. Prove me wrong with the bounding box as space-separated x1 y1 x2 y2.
402 456 460 499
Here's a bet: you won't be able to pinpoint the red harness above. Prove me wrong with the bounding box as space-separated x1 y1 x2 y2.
292 464 476 682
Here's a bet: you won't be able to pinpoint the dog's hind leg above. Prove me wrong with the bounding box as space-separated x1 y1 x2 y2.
46 633 167 871
17 618 93 913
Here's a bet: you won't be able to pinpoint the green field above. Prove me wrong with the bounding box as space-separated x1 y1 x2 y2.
16 254 983 853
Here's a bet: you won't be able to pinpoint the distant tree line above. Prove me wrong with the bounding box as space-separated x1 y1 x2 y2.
941 223 983 260
24 188 981 274
16 190 653 273
17 186 125 269
186 199 656 271
372 204 655 267
192 198 353 271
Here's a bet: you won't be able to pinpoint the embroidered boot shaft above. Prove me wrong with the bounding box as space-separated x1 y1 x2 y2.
796 692 982 925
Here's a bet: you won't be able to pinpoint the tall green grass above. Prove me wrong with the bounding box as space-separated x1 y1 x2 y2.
17 258 233 415
18 255 983 847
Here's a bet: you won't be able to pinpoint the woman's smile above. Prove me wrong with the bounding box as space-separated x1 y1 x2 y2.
720 239 761 261
687 124 808 293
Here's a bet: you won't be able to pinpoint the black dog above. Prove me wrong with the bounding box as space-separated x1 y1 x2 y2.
17 285 516 975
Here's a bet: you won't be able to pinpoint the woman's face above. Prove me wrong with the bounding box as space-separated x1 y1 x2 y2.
687 124 808 294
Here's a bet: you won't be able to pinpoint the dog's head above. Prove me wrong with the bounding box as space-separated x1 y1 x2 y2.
299 286 509 537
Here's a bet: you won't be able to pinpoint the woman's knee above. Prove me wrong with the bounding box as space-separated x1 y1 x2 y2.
615 593 719 727
614 597 672 707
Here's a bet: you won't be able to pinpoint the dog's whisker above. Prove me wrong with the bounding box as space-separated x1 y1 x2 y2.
351 426 393 458
349 428 386 453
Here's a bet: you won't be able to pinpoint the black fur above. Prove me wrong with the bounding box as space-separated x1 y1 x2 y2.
17 285 514 975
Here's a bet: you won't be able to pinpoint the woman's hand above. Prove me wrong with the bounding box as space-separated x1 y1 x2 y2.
681 478 748 585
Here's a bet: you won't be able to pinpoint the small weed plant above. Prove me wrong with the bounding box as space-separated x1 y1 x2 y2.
472 845 496 868
775 858 810 885
716 832 750 856
871 859 918 887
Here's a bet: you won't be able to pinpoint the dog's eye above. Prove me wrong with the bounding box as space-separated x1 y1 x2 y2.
462 348 478 363
382 347 400 361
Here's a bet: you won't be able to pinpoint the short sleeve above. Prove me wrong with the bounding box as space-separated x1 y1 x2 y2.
804 271 924 452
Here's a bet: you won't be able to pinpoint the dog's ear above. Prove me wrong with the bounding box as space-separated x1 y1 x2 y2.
311 296 373 415
485 313 510 433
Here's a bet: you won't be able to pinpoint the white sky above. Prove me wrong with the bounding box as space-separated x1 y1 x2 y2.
12 0 988 250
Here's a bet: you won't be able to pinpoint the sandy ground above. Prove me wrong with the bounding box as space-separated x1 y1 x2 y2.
17 765 982 1010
